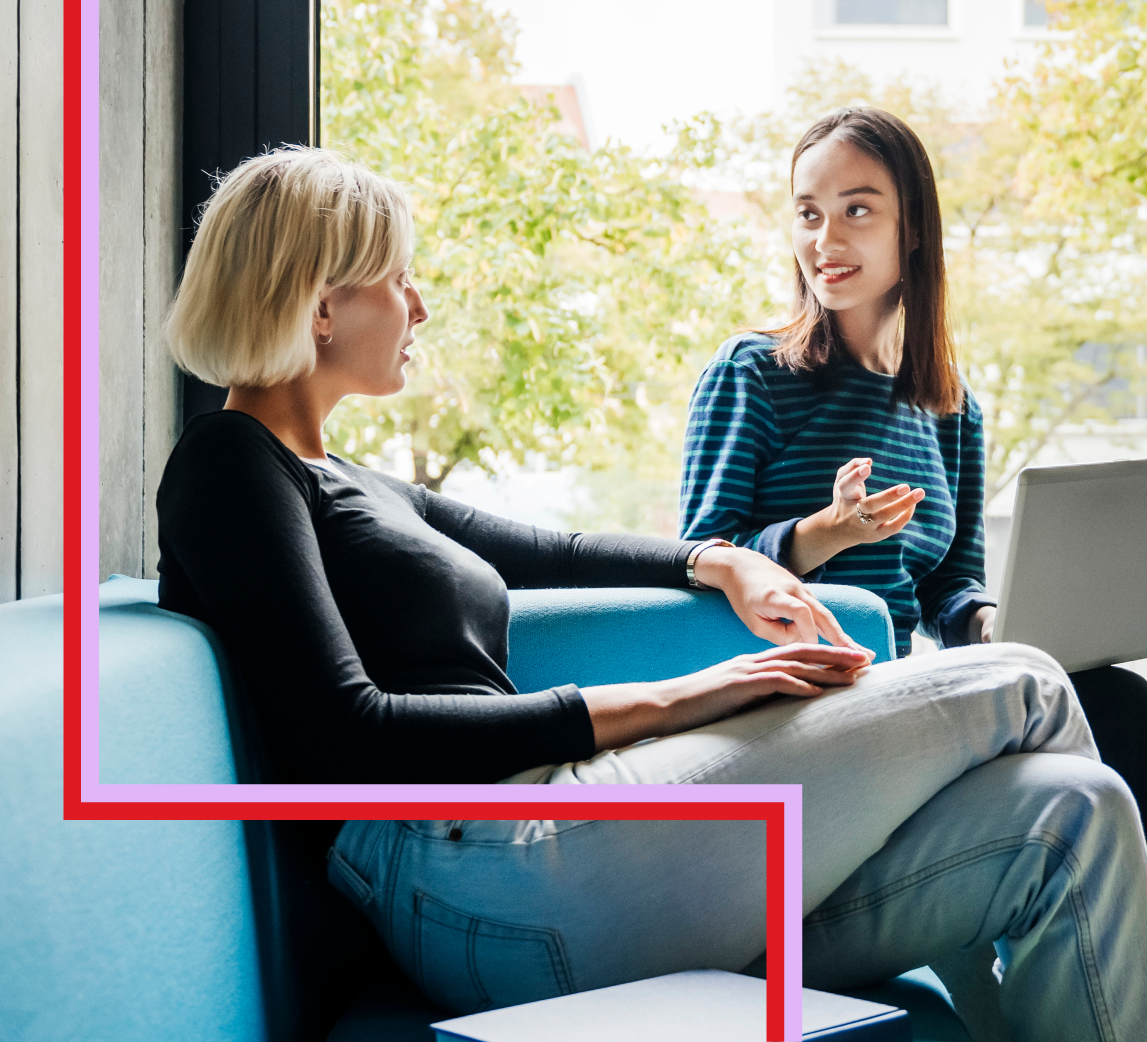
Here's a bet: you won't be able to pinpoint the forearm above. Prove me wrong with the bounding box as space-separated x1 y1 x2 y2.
789 507 856 576
580 678 710 752
582 642 867 751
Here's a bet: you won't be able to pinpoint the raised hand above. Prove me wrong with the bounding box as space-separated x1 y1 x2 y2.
789 457 925 576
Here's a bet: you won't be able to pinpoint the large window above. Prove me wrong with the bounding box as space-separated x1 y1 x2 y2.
1024 1 1049 29
835 0 948 25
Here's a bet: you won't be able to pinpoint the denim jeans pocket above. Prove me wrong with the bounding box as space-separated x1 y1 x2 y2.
413 890 574 1014
327 847 374 908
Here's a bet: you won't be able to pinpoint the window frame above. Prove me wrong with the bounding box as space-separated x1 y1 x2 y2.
812 0 962 41
180 0 322 425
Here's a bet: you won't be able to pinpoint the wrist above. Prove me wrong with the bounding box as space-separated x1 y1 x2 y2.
689 542 740 590
791 508 854 574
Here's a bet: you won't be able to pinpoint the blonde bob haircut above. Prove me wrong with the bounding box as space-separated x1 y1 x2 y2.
166 146 414 388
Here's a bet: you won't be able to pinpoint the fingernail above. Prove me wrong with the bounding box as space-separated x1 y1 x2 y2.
897 484 909 493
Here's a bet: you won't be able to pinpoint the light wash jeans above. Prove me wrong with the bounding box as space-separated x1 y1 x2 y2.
330 643 1147 1042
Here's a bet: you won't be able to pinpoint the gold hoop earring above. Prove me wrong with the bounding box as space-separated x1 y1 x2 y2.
319 334 333 345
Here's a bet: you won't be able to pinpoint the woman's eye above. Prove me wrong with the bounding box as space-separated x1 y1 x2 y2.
797 209 819 222
847 204 871 217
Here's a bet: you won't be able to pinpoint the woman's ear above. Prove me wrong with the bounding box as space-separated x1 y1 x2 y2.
312 292 333 345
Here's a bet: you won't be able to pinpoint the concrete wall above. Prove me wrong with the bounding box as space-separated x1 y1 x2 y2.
0 1 16 602
0 0 67 601
99 0 183 584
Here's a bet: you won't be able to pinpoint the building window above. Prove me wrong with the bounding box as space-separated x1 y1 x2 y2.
835 0 949 25
1023 1 1049 28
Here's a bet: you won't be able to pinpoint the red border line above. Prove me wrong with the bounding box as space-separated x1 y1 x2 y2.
65 801 783 822
62 0 82 817
766 798 785 1040
67 798 785 1037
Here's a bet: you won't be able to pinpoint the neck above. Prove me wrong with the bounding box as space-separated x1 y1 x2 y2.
833 290 902 375
224 377 340 460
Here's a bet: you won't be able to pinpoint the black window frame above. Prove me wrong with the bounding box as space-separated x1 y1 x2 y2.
181 0 322 425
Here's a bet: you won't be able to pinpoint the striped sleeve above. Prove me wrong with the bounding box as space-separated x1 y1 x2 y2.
678 358 810 572
915 394 996 648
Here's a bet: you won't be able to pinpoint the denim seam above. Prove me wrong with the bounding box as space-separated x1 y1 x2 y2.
464 917 494 1011
327 848 374 906
1065 859 1115 1042
414 892 574 1003
381 825 407 954
805 833 1056 923
807 830 1115 1041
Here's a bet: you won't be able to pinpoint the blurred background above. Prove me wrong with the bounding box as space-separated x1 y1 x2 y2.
318 0 1147 616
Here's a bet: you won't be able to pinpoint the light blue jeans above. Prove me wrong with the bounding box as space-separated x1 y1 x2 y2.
330 644 1147 1042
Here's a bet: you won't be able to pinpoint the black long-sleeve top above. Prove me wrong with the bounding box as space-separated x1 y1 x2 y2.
156 412 699 783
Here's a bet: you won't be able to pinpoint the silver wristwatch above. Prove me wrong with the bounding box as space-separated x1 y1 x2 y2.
686 538 735 590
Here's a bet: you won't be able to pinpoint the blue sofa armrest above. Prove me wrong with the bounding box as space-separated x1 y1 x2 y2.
506 583 895 695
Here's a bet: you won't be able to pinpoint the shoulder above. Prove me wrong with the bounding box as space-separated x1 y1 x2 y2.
694 333 787 393
709 332 785 371
960 378 984 427
161 411 315 500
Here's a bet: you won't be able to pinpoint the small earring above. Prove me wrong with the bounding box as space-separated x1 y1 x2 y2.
319 333 333 345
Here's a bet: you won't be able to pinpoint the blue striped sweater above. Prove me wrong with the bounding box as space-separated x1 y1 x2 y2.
679 334 994 656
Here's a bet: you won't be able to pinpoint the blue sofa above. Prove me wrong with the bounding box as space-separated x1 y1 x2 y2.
0 576 971 1041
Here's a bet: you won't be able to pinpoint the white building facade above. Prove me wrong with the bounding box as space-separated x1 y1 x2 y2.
772 0 1058 114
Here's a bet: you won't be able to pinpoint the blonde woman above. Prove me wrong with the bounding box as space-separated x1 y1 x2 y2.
158 147 1147 1041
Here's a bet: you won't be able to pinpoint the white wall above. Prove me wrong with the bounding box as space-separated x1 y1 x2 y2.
772 0 1053 115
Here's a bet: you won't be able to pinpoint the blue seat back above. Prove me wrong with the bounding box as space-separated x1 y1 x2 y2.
0 590 269 1042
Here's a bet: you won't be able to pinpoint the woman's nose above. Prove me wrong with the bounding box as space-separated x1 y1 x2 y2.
409 285 429 325
815 216 845 255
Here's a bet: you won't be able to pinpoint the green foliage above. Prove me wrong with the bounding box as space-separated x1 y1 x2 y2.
320 0 771 492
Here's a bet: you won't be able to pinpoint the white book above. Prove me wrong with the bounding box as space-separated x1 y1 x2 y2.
431 969 912 1041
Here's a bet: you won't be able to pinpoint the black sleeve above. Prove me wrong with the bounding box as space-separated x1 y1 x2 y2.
422 488 700 589
156 414 595 784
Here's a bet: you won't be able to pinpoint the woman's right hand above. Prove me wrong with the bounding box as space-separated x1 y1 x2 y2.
788 458 925 576
580 643 869 751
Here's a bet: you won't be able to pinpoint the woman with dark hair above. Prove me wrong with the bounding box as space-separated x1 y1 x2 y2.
157 145 1147 1042
681 107 986 659
679 103 1147 810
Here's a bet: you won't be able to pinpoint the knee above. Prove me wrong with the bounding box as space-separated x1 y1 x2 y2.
1019 755 1142 854
986 642 1071 690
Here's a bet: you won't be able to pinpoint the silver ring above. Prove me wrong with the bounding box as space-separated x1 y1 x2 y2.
856 503 874 525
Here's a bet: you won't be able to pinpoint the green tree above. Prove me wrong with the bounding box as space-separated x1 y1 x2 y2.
320 0 771 494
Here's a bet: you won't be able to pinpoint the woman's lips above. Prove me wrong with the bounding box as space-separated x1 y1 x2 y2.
818 264 860 285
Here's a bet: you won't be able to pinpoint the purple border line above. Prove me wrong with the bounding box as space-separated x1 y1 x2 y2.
84 782 797 802
81 2 802 1027
785 785 803 1041
81 0 99 793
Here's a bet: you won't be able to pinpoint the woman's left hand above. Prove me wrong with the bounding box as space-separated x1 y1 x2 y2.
970 605 996 644
692 543 875 657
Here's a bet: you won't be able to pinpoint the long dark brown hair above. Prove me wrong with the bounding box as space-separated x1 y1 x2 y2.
766 107 963 415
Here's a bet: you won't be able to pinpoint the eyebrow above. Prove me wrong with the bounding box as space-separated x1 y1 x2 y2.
796 185 885 201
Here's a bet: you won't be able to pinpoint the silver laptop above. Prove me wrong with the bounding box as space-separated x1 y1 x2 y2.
993 458 1147 672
